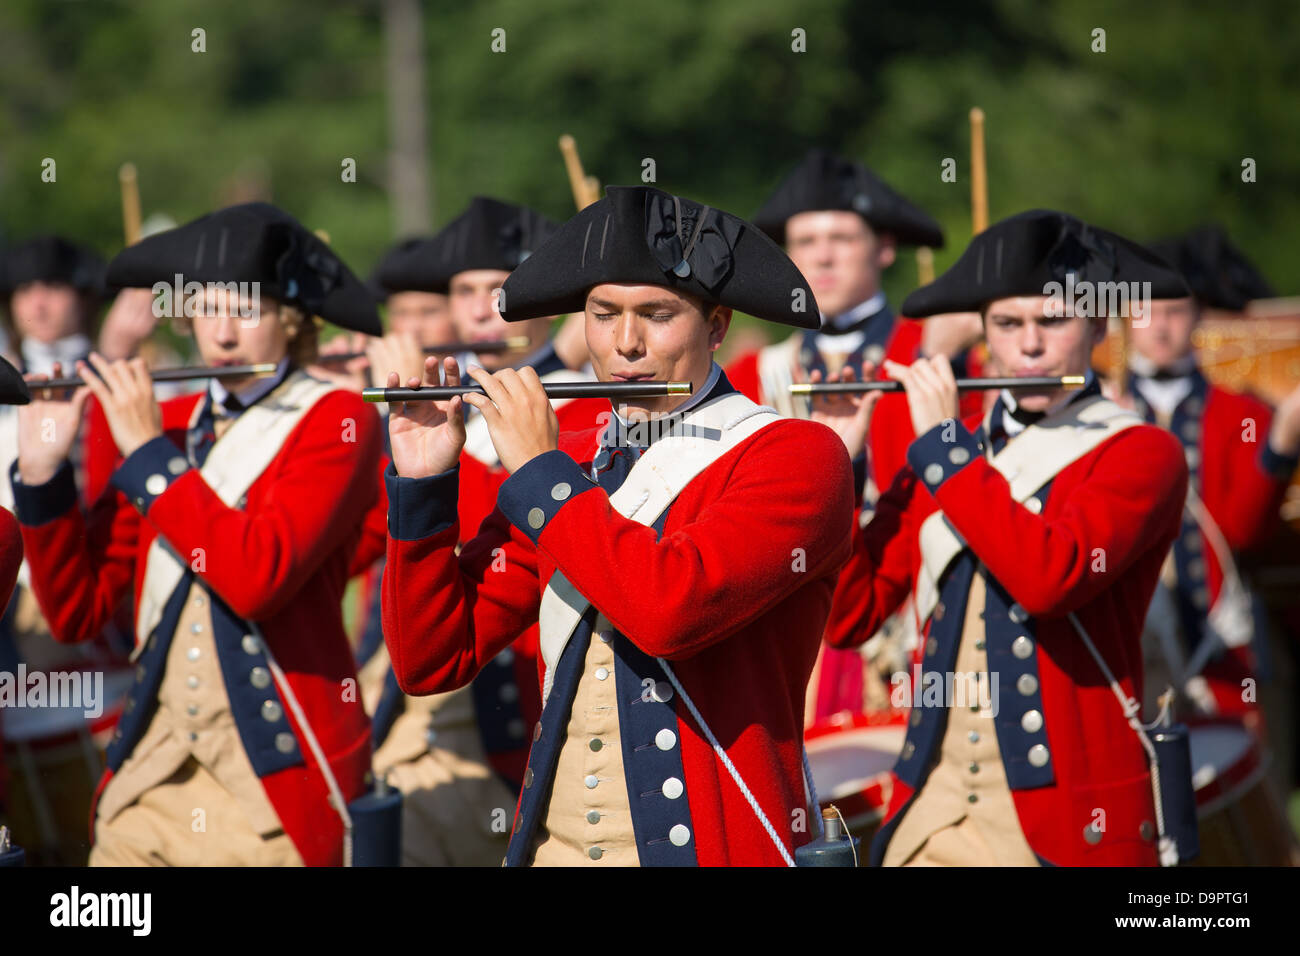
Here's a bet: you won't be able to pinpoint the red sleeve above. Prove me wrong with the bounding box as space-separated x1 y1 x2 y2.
1205 393 1288 553
928 424 1188 617
128 391 382 621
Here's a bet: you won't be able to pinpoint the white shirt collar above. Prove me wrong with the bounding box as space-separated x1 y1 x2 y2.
21 334 92 376
209 356 291 409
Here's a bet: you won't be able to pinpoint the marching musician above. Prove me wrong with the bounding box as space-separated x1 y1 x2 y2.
380 184 855 865
1128 225 1300 722
9 203 382 866
346 197 603 866
817 210 1192 865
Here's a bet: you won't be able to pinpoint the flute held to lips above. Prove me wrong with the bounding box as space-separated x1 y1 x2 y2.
314 336 533 364
363 380 693 404
789 375 1087 395
37 363 281 390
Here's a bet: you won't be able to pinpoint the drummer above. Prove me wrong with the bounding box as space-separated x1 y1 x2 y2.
816 210 1192 865
1130 225 1300 723
9 203 382 866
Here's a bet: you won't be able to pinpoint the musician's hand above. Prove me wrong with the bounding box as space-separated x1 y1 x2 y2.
97 288 160 361
308 332 371 392
807 361 881 457
920 311 983 360
461 365 559 475
366 332 426 390
884 355 960 438
1269 381 1300 458
388 356 466 478
78 352 163 458
16 362 91 486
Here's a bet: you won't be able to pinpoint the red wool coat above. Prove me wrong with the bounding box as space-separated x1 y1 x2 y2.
15 386 380 866
382 417 856 865
826 412 1188 865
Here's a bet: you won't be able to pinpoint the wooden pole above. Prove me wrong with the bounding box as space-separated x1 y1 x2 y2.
119 163 142 246
970 107 988 235
916 247 935 286
560 134 598 210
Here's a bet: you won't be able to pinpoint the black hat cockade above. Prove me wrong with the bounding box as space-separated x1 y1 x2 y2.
1 236 106 298
106 202 381 335
753 149 945 249
499 185 819 329
901 209 1189 318
1147 224 1274 312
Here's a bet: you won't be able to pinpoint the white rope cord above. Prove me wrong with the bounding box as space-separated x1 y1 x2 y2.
657 657 796 867
256 625 355 867
1066 613 1178 866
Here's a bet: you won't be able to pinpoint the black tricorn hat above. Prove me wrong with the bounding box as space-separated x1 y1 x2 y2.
106 202 381 335
1 236 106 297
901 210 1190 317
368 236 434 300
753 149 945 249
499 185 819 329
1147 224 1274 312
0 355 31 405
378 197 558 296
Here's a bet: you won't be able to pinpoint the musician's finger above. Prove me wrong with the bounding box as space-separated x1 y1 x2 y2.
441 356 460 389
467 365 508 409
77 359 113 407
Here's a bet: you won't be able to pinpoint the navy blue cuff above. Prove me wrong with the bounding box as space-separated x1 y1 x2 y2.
851 451 868 503
907 419 981 494
1260 441 1300 481
386 460 460 542
9 459 78 526
497 450 598 545
110 436 192 514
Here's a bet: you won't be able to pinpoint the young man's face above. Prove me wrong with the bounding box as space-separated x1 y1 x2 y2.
584 283 730 420
10 281 87 344
982 295 1104 412
449 268 549 371
1128 296 1197 369
386 291 455 348
784 211 896 319
191 288 292 392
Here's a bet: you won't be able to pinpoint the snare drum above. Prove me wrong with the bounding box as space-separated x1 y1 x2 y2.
805 712 907 846
0 669 133 865
1187 720 1299 866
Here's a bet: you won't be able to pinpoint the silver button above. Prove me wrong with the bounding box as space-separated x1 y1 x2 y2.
136 664 146 681
589 738 603 752
523 768 534 789
190 622 203 634
967 793 978 804
969 762 980 774
1017 674 1038 696
1185 447 1200 468
250 666 271 689
192 593 206 608
508 718 526 739
497 647 515 666
587 810 601 824
662 777 684 800
186 704 199 717
167 456 188 475
910 710 922 727
1012 635 1034 659
651 681 673 703
261 700 283 722
587 846 603 861
186 646 200 661
1139 820 1155 841
584 774 599 790
275 733 295 754
1084 823 1103 845
187 675 200 689
974 639 986 651
1021 709 1043 733
145 474 168 496
499 683 519 703
925 637 937 657
968 731 979 744
902 741 915 760
1187 558 1205 579
655 729 677 751
1028 743 1050 767
1009 603 1028 623
527 507 546 529
595 667 609 681
533 722 543 742
948 447 971 466
934 602 945 621
134 497 146 510
1025 497 1043 514
188 731 199 742
551 482 572 501
241 635 260 655
668 824 690 847
923 463 945 486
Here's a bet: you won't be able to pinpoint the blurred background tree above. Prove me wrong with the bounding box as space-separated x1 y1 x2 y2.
0 0 1295 324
